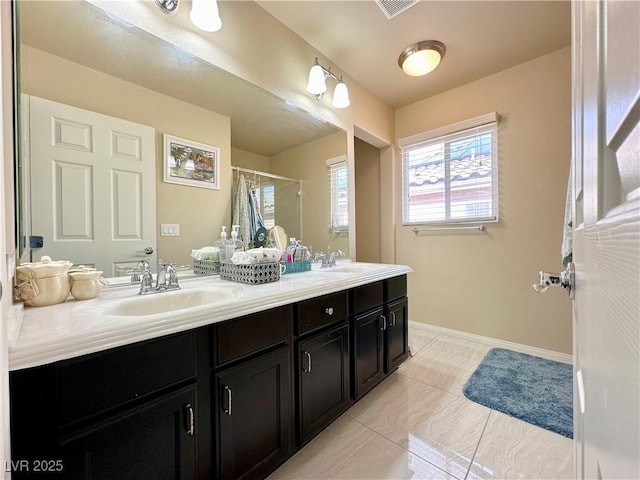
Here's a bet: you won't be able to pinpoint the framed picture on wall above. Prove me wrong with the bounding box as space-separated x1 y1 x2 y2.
162 134 220 190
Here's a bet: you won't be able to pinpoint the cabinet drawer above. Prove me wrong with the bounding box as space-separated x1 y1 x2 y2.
351 281 383 315
214 305 291 368
296 291 348 336
385 275 407 302
55 331 196 427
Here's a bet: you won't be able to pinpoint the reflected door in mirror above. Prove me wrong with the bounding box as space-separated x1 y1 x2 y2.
26 96 157 275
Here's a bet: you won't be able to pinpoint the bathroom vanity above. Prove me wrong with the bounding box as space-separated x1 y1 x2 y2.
7 263 409 480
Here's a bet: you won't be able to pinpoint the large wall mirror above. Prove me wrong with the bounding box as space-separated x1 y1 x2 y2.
16 0 348 276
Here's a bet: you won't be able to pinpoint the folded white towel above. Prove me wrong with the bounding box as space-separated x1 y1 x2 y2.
231 247 281 265
191 246 220 262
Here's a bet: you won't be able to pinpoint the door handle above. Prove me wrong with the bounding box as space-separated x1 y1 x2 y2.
184 403 195 435
302 351 312 373
223 386 232 415
380 315 387 331
390 311 396 327
533 262 575 299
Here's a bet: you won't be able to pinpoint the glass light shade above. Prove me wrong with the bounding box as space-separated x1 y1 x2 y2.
185 159 195 171
307 64 327 95
331 82 350 108
190 0 222 32
402 49 442 76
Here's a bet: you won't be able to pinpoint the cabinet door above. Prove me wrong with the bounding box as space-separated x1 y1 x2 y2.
215 347 292 480
353 308 385 399
56 386 197 480
385 298 409 373
298 322 350 445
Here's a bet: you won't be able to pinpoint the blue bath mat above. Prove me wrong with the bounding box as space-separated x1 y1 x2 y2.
463 348 573 438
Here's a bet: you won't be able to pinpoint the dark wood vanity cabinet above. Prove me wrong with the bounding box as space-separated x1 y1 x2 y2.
295 291 351 446
351 275 409 399
384 275 409 373
212 306 293 480
385 297 409 373
9 329 211 480
9 277 408 480
50 385 198 480
352 307 386 398
297 322 351 445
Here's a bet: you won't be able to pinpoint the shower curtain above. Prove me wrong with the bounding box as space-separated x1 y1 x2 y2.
232 174 264 248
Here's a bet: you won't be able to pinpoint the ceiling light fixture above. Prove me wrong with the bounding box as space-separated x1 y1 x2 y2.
306 58 350 109
398 40 446 76
190 0 222 32
155 0 222 32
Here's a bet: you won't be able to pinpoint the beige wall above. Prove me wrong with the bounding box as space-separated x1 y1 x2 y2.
395 47 573 354
271 131 348 256
354 138 382 263
21 46 232 266
231 148 270 172
94 0 397 257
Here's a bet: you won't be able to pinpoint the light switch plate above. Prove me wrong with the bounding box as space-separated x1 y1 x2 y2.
160 224 180 236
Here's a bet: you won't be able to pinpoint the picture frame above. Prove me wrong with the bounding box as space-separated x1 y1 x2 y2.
162 134 220 190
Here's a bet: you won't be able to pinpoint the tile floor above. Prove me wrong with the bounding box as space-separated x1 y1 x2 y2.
268 326 574 480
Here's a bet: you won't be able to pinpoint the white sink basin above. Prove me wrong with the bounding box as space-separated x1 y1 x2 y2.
104 287 236 316
319 263 386 274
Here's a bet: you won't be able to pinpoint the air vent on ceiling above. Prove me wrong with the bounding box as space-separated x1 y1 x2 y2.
375 0 418 19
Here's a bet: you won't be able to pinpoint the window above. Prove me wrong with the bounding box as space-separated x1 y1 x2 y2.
327 157 349 233
251 183 275 229
400 113 498 226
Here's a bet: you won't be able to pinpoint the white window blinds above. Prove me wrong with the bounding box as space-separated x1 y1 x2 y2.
400 113 499 226
327 158 349 233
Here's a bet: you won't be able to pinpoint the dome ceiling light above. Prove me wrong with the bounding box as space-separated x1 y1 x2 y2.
398 40 446 76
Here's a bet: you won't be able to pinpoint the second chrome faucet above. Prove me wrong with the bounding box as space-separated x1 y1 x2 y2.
132 260 181 295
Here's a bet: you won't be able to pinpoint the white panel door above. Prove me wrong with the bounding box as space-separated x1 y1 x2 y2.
572 0 639 478
28 96 156 276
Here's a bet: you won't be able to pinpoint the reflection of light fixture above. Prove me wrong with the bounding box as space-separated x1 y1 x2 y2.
168 155 177 168
154 0 222 32
154 0 179 15
398 40 446 76
190 0 222 32
306 58 350 109
185 159 195 171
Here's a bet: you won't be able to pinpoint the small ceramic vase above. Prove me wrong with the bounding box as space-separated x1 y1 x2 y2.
69 266 106 300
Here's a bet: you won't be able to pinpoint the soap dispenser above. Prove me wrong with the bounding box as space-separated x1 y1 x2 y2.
285 238 297 263
218 226 229 263
228 225 242 261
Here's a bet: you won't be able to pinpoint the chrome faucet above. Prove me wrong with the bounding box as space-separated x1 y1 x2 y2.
129 259 182 295
327 249 345 267
134 260 155 295
156 262 180 291
317 249 345 268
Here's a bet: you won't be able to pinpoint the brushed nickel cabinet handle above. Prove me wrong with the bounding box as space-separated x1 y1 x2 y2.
390 311 396 327
185 403 195 435
324 307 334 315
302 351 312 373
380 315 387 331
223 386 232 416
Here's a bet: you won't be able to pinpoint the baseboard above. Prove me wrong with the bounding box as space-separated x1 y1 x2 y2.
409 321 574 365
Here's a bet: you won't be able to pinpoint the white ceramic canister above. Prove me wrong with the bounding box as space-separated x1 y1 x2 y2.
69 266 106 300
15 255 73 307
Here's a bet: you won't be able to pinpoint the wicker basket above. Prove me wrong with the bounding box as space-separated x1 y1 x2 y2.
282 260 311 275
194 259 220 275
219 262 280 284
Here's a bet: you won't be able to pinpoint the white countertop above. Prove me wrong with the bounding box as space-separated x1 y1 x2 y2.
8 262 411 371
